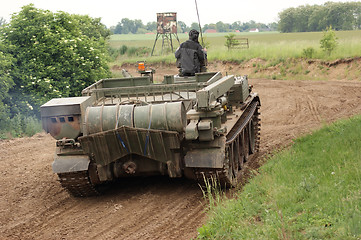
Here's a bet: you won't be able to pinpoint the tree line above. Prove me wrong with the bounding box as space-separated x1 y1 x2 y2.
278 1 361 32
111 1 361 34
110 19 278 34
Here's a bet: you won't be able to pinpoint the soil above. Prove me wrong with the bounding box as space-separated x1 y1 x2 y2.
1 62 361 240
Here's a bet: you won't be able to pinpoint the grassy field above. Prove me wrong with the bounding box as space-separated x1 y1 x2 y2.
197 115 361 239
109 30 361 64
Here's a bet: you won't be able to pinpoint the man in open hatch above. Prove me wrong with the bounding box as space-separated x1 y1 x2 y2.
175 29 207 76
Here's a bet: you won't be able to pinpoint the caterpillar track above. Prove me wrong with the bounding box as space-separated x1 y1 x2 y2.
58 171 100 197
194 99 261 187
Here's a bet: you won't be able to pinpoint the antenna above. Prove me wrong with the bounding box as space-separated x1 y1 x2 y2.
195 0 204 47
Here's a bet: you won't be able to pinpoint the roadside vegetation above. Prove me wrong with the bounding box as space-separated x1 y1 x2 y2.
109 30 361 64
197 115 361 239
0 4 110 139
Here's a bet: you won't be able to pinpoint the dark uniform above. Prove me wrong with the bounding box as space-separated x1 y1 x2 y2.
175 29 206 76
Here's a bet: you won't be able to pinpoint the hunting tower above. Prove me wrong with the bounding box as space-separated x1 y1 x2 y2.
151 12 180 56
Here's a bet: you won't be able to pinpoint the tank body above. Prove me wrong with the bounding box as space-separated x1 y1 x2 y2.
41 72 260 197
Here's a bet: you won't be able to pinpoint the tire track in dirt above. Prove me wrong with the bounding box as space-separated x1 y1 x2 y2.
1 78 361 240
306 95 322 122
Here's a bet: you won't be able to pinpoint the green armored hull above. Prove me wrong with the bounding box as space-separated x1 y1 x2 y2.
41 72 260 197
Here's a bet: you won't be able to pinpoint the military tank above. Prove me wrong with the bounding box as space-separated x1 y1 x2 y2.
41 69 260 197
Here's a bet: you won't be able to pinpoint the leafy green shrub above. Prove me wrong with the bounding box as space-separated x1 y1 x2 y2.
24 115 42 136
0 113 42 139
320 26 338 56
126 47 138 56
224 33 240 50
0 4 111 117
127 46 151 56
119 45 128 55
0 42 14 133
108 47 119 60
302 47 316 58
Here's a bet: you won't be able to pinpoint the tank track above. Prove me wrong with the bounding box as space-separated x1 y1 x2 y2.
57 170 100 197
193 168 231 188
194 99 261 187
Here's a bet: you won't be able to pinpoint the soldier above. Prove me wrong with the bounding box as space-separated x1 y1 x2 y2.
175 29 207 76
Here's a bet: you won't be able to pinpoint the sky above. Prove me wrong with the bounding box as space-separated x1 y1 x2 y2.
0 0 358 27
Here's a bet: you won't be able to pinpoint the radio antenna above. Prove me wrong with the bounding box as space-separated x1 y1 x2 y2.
195 0 204 47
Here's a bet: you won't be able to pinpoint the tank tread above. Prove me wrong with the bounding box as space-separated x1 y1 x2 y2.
194 99 261 188
57 171 100 197
193 168 230 187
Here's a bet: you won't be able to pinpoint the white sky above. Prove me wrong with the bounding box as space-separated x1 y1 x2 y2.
0 0 358 27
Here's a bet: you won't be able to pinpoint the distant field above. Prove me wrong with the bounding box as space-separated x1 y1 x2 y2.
109 30 361 63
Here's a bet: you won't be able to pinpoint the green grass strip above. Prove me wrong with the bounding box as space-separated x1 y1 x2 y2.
198 115 361 239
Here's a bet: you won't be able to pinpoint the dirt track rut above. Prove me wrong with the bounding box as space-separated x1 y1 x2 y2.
1 78 361 240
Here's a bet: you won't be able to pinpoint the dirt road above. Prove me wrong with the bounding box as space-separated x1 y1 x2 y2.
1 78 361 240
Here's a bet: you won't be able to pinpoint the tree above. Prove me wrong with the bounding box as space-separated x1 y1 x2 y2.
120 18 134 34
279 2 361 32
224 33 239 50
0 17 6 27
0 42 14 128
203 23 216 32
320 26 338 56
268 22 279 31
0 4 111 116
134 19 144 33
278 8 296 32
146 21 157 32
308 5 327 31
177 21 188 33
352 2 361 29
293 5 314 32
113 18 144 34
216 21 227 32
231 21 241 31
190 22 200 32
113 22 123 34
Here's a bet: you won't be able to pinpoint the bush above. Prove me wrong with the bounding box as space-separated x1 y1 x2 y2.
320 26 338 56
0 42 14 130
0 4 111 117
119 45 128 55
302 47 316 58
108 47 119 61
0 113 42 139
224 33 240 50
126 46 151 56
108 45 150 60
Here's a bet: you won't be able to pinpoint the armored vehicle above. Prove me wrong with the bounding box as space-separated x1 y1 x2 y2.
41 70 260 197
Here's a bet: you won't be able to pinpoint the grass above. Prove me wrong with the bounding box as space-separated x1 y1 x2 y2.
108 30 361 64
197 115 361 239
